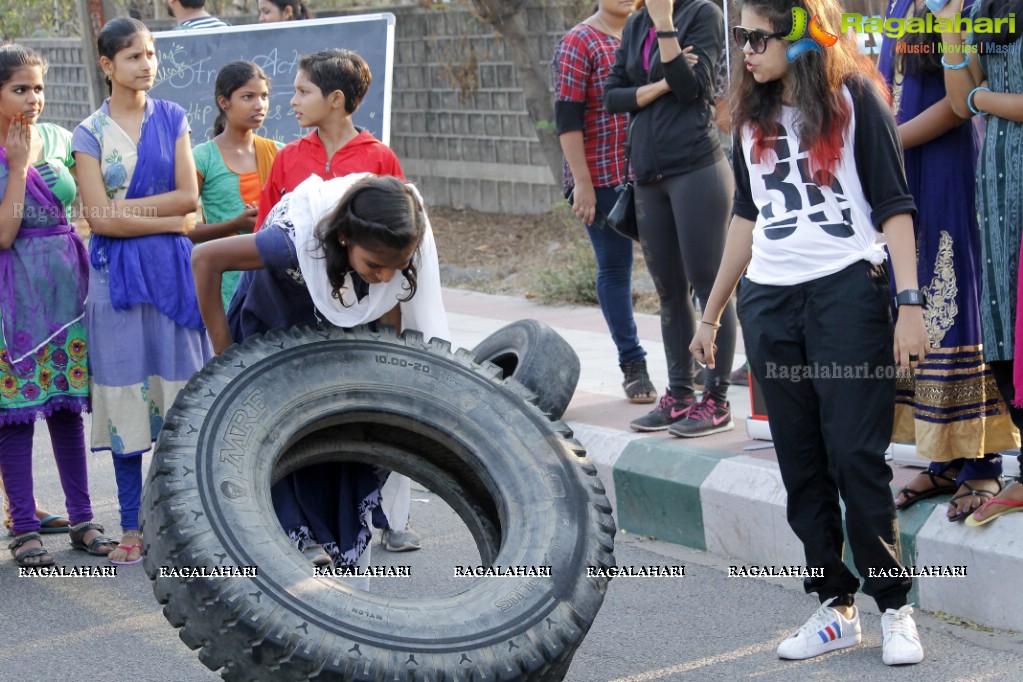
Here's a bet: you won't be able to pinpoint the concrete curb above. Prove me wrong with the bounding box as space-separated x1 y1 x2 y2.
567 422 642 518
594 435 1023 633
444 289 1023 635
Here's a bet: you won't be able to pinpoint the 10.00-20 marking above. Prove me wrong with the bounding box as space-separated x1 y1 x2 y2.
375 355 431 374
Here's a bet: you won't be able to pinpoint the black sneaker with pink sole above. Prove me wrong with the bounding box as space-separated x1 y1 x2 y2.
668 395 734 438
629 393 697 432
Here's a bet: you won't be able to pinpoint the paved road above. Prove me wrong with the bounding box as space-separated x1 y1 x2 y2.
3 428 1022 681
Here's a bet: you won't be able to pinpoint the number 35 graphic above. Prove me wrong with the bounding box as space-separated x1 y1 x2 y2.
758 136 854 241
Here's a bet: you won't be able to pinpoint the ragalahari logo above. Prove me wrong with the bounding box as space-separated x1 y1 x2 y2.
784 7 839 62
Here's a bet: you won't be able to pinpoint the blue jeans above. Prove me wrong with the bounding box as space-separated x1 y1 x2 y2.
586 185 645 365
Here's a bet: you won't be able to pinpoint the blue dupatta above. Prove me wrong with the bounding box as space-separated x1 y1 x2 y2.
89 99 203 330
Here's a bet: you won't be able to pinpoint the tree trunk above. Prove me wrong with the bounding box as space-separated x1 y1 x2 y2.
470 0 565 188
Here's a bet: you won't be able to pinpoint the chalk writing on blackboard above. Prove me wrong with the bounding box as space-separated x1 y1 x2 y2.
151 14 395 145
156 43 216 90
251 48 300 78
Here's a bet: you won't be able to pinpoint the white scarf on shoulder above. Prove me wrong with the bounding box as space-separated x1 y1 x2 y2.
287 173 450 342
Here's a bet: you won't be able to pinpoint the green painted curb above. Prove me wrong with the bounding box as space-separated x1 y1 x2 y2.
613 438 737 551
835 489 932 607
889 486 937 607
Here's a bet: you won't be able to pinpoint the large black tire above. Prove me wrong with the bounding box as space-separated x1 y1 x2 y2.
142 325 615 681
471 320 580 420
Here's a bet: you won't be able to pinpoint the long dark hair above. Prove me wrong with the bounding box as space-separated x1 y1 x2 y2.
894 4 942 76
266 0 312 20
97 17 152 94
731 0 889 182
978 0 1023 45
0 43 48 89
212 61 270 136
316 176 427 305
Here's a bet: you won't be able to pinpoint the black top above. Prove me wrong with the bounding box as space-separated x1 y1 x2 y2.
603 0 725 184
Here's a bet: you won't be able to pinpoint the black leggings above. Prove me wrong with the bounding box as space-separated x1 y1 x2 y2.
635 157 736 401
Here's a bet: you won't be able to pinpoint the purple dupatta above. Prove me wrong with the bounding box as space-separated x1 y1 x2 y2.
89 99 203 330
0 146 89 366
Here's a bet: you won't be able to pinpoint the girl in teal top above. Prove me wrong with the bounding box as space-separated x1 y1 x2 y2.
192 61 282 308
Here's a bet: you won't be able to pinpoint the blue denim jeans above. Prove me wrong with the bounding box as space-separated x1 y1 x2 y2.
586 185 645 365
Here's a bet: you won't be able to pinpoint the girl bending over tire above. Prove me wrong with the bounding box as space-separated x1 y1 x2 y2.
191 173 448 573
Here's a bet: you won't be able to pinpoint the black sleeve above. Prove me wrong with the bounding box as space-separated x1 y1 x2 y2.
662 4 722 103
555 101 586 134
848 76 917 231
731 133 758 220
603 22 642 114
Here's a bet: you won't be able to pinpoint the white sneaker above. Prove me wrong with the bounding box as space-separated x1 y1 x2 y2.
881 604 924 665
777 598 862 660
381 526 421 552
302 543 331 567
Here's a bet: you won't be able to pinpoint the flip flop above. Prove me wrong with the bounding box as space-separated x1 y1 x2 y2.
6 514 72 537
109 542 143 566
894 469 959 510
965 496 1023 527
37 515 71 534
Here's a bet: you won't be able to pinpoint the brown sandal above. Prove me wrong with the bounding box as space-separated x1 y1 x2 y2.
69 521 118 556
9 532 54 567
895 469 960 510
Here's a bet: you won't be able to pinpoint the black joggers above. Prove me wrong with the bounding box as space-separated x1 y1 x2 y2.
738 260 912 612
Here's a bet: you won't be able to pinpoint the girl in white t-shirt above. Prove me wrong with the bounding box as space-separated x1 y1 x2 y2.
690 0 930 668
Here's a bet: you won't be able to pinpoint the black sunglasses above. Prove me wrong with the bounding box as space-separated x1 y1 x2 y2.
732 26 786 54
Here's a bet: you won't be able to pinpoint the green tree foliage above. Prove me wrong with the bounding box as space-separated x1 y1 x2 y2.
415 0 591 188
0 0 80 40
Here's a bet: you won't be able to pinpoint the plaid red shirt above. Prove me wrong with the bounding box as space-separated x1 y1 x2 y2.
552 24 629 193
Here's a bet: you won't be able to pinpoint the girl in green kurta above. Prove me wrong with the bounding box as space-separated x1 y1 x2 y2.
191 62 281 308
1 87 86 538
1 44 116 566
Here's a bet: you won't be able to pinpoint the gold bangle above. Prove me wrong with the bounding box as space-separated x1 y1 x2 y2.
700 320 720 329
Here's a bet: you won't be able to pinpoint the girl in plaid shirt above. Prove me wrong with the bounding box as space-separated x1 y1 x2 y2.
552 0 666 404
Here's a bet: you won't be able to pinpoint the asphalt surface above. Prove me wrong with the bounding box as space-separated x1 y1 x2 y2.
3 424 1022 681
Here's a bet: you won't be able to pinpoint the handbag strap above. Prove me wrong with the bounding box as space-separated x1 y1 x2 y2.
620 116 636 186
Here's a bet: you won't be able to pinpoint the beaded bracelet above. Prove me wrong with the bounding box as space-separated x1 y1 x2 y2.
968 86 990 117
940 53 970 70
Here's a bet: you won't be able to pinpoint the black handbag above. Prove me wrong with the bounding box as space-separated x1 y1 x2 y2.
607 119 638 242
607 181 637 241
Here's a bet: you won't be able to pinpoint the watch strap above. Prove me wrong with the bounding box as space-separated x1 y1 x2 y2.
895 289 926 307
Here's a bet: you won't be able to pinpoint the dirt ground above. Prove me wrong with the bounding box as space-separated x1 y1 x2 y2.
429 205 659 313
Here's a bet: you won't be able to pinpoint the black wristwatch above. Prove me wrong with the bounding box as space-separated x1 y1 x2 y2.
656 30 679 38
895 289 926 307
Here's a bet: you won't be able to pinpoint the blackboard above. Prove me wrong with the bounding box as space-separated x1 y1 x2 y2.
151 14 394 146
